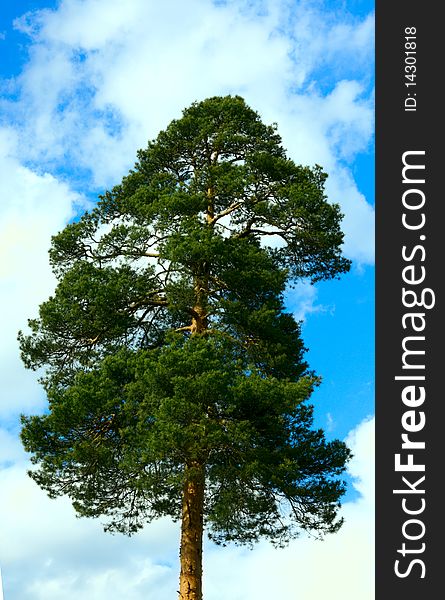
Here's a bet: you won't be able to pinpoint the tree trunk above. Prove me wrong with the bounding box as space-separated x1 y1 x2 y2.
179 465 205 600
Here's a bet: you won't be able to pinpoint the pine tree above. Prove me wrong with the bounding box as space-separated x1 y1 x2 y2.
19 95 352 600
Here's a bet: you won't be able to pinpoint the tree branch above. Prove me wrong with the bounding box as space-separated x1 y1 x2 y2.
209 201 244 225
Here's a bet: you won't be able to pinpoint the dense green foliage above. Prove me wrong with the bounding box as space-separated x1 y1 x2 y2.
20 95 351 547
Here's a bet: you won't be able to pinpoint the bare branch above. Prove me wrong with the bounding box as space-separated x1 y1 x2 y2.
209 201 244 224
174 325 193 333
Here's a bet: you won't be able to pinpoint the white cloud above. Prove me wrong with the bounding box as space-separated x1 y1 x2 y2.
5 0 374 264
326 166 375 264
345 415 375 501
0 427 27 467
0 128 82 417
285 281 331 322
288 8 375 84
0 416 374 600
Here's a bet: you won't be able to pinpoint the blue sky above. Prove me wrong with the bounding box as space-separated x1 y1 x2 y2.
0 1 374 599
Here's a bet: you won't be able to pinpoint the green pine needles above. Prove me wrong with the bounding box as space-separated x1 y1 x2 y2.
19 95 352 600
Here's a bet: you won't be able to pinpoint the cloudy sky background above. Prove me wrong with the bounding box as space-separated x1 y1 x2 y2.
0 1 374 598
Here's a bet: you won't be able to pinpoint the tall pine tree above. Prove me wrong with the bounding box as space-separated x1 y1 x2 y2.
20 96 352 600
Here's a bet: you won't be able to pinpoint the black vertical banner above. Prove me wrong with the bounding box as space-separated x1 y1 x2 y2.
376 2 442 598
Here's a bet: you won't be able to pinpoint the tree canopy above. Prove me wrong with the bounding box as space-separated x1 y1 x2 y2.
19 95 351 599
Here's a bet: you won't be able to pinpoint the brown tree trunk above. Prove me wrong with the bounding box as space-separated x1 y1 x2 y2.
179 464 205 600
179 193 212 598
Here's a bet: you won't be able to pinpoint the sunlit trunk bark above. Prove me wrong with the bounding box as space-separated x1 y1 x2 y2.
179 465 205 600
179 181 213 597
